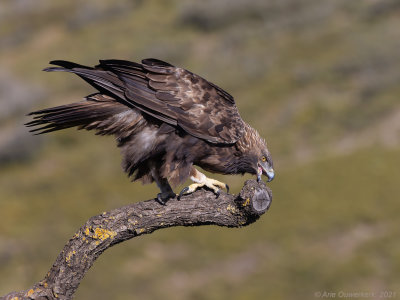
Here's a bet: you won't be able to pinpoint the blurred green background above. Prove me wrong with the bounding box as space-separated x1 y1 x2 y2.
1 0 400 299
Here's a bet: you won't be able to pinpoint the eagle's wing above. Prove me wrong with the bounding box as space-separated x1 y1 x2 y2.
98 59 245 144
43 59 245 144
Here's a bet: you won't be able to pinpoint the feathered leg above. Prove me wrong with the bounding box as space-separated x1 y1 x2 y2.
178 167 229 199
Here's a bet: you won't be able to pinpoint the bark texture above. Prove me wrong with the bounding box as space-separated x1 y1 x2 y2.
1 179 272 300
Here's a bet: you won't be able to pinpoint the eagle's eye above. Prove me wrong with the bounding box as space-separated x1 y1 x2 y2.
261 156 267 162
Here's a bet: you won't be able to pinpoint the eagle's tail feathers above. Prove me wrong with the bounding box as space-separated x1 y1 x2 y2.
26 95 130 135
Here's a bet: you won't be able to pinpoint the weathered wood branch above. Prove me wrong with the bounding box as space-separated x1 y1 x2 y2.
1 179 272 300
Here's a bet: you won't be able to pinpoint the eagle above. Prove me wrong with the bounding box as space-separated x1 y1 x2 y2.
26 58 274 204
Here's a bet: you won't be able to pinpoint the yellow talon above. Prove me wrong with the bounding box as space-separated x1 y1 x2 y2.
178 169 229 199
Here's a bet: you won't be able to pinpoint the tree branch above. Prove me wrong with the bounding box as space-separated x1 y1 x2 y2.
1 179 272 300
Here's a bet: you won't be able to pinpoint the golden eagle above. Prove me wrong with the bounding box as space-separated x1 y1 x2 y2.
26 59 274 204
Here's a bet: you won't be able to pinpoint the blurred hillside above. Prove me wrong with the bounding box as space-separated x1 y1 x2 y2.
1 0 400 299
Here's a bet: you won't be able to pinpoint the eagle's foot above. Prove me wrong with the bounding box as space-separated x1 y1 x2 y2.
156 191 176 205
178 178 229 199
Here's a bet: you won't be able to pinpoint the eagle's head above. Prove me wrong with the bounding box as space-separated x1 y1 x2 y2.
252 135 274 183
256 149 274 183
238 123 275 183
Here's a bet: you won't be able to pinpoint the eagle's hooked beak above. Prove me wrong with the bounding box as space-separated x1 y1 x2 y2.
257 163 275 183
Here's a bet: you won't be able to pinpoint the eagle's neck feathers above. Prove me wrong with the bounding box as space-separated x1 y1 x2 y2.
222 123 266 175
236 123 265 154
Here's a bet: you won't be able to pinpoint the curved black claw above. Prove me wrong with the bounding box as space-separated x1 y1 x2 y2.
215 189 221 198
156 191 176 205
156 193 167 205
178 187 189 200
226 184 230 194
